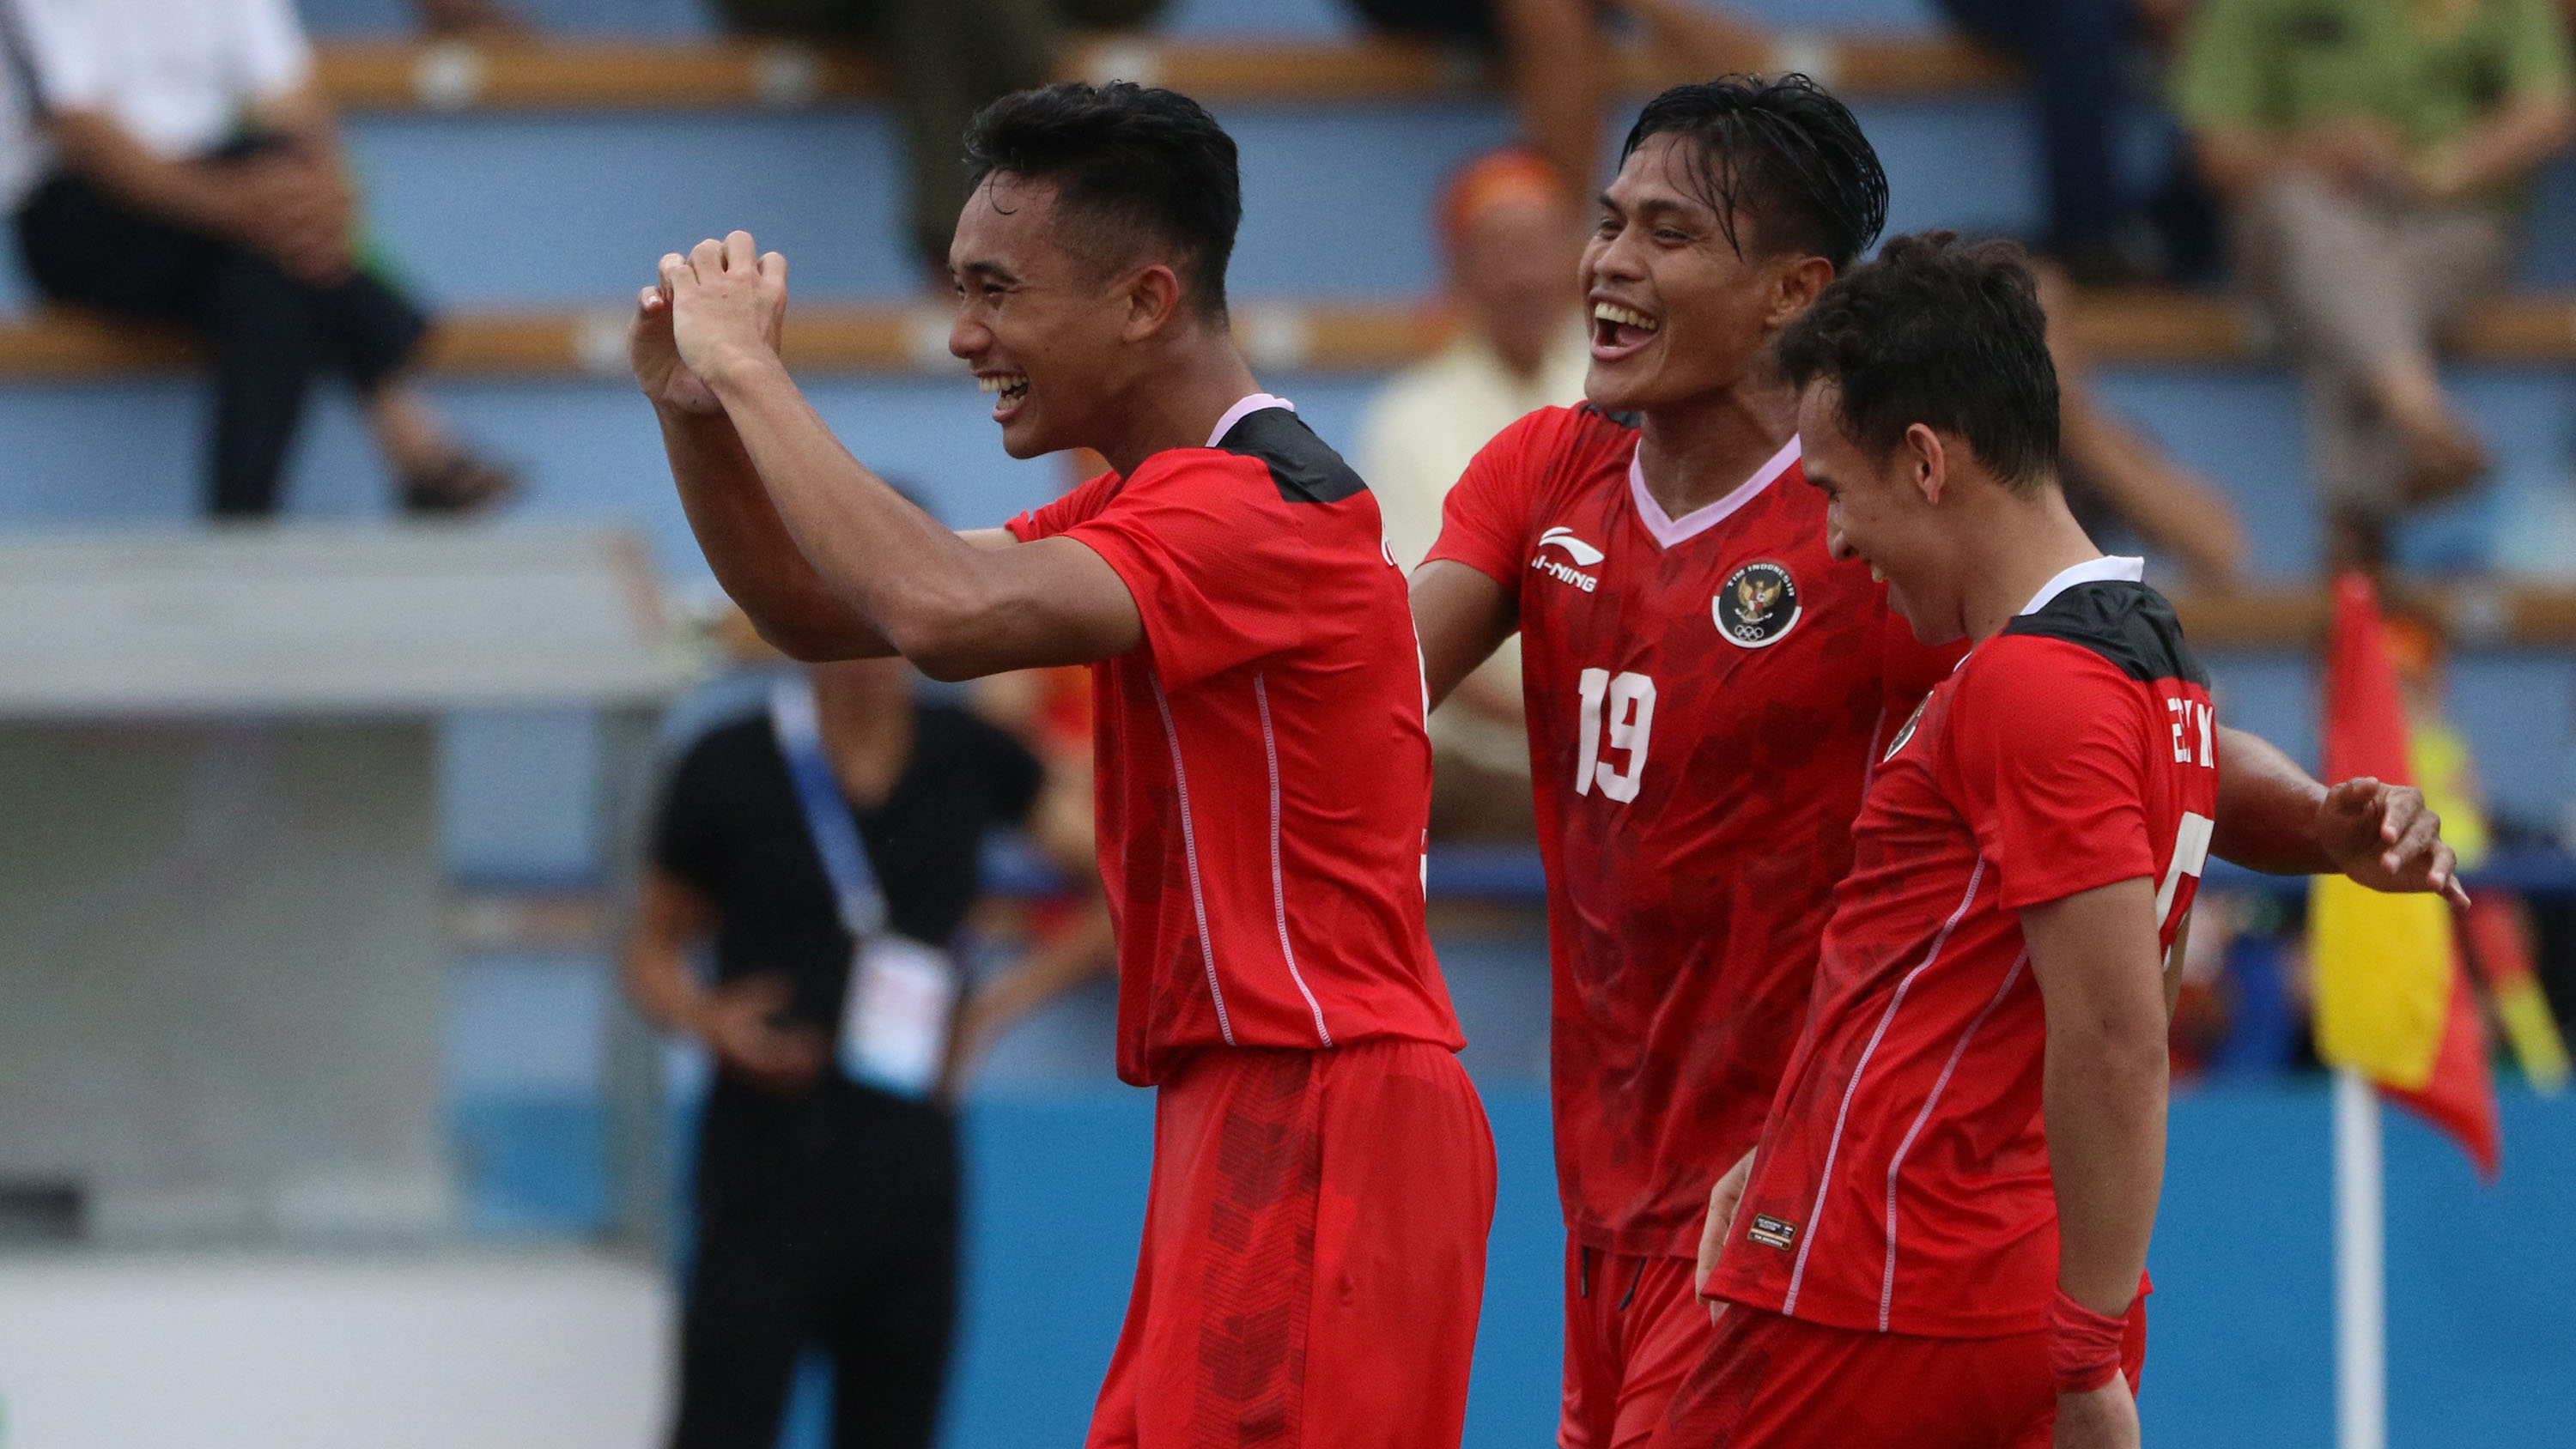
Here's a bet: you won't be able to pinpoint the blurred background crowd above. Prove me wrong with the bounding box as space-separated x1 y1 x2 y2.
0 1 2572 1447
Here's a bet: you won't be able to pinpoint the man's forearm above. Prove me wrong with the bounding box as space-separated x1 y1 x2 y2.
49 112 247 235
2026 881 2169 1317
2426 91 2576 198
657 399 897 661
2210 724 2332 874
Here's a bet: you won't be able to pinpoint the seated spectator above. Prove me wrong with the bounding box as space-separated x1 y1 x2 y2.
1359 148 1587 840
1344 0 1767 203
3 0 513 518
1932 0 2157 283
2174 0 2576 567
708 0 1169 279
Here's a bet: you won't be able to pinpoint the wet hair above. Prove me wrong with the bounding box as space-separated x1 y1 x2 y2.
1774 231 2059 493
963 82 1242 322
1618 74 1888 270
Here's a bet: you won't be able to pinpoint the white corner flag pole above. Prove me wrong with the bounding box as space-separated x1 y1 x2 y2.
2334 1067 2388 1449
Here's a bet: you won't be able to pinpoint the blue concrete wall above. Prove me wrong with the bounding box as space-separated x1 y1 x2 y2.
937 1083 2576 1448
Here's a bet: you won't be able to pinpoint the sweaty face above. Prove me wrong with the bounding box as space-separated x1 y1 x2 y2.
947 174 1135 459
1797 381 1961 646
1581 134 1801 415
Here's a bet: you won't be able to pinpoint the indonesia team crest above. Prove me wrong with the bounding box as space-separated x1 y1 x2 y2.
1714 561 1801 648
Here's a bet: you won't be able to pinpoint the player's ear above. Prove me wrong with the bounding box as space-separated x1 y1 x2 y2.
1121 262 1185 341
1904 422 1947 506
1769 254 1836 330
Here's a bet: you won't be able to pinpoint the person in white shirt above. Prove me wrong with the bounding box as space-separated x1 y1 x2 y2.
3 0 511 517
1359 148 1587 840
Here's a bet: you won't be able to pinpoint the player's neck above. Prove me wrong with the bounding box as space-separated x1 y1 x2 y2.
1093 334 1265 477
818 691 915 809
1956 487 2105 645
1632 385 1796 518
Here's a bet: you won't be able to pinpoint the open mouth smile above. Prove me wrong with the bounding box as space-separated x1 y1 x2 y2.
1590 300 1661 361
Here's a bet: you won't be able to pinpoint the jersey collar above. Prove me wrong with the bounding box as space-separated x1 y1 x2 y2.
1206 392 1296 447
1626 435 1801 550
2019 555 2145 615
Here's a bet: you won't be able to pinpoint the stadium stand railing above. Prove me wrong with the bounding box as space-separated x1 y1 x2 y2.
304 33 2017 112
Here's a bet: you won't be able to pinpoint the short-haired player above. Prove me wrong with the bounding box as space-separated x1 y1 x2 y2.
633 82 1496 1448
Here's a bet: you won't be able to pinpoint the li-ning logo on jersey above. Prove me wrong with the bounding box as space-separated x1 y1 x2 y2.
1715 561 1801 648
1532 527 1602 592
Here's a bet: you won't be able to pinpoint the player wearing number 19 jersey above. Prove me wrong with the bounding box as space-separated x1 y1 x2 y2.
1418 78 1959 1449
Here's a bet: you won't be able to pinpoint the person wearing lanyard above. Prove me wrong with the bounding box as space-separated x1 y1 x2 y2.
624 650 1084 1449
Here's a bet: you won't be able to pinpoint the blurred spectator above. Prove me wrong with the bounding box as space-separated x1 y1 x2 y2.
412 0 525 36
1932 0 2158 283
627 650 1096 1449
2033 257 2251 589
709 0 1170 277
1359 148 1586 839
0 0 513 518
2174 0 2576 568
1343 0 1767 203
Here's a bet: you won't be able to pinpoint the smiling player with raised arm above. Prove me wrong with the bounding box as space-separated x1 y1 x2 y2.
631 82 1495 1449
1405 76 2469 1449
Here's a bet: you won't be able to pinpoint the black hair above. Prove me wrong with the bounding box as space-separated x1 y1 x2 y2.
1619 74 1888 270
1774 231 2059 492
962 82 1242 322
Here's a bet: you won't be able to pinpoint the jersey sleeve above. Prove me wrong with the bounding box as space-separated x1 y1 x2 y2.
1005 469 1123 543
1422 409 1554 591
1945 640 2157 911
1053 452 1306 690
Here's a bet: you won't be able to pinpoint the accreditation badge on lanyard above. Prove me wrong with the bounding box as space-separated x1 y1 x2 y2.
770 677 958 1100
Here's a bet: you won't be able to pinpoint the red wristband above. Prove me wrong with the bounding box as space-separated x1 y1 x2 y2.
2049 1288 2129 1396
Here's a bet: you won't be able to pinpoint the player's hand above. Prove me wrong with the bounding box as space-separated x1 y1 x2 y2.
2314 777 2471 909
1694 1149 1757 1323
659 230 789 396
630 284 720 415
696 973 827 1094
2051 1379 2141 1449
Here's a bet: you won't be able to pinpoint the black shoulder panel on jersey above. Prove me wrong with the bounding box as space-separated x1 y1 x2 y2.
1216 405 1369 505
1579 402 1643 430
2001 580 2211 688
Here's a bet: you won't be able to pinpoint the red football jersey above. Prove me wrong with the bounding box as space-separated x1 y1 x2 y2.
1008 398 1464 1086
1428 404 1957 1257
1710 563 2218 1337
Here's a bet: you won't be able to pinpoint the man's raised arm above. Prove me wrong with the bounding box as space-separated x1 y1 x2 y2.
1411 560 1519 711
2209 725 2470 905
645 233 1142 679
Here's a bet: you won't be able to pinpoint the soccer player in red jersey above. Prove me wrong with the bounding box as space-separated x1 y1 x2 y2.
630 83 1494 1448
1408 77 2466 1449
1674 233 2468 1449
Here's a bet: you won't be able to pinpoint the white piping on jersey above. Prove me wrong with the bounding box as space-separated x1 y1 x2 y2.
1877 948 2028 1330
1206 392 1297 446
1626 435 1801 550
1783 857 1987 1318
1255 673 1334 1047
1150 668 1236 1046
2019 555 2144 615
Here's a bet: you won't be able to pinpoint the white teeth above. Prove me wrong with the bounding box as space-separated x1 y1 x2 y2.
976 373 1030 396
1869 565 1886 583
1591 302 1659 332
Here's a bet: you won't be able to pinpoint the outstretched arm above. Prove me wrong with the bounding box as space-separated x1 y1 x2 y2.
649 233 1143 679
2210 725 2468 905
1412 559 1520 711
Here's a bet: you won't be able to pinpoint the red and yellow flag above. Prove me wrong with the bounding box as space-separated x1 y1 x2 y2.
2307 574 2499 1176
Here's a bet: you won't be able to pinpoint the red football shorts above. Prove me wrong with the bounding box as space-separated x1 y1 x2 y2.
1560 1246 1716 1449
1084 1039 1497 1449
1649 1298 2147 1449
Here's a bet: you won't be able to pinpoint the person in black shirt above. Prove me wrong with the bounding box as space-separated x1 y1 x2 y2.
625 651 1087 1449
